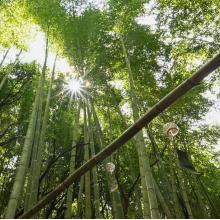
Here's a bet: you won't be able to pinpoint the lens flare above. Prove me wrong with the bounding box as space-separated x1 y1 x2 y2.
67 79 82 93
63 78 84 98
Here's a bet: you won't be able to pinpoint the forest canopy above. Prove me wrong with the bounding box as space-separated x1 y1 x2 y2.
0 0 220 219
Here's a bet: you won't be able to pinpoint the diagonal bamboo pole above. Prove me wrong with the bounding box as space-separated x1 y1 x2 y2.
19 52 220 218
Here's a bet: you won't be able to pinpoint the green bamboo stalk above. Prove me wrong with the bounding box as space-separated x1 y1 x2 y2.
153 178 172 218
120 35 159 218
146 125 174 213
28 54 56 215
108 86 144 218
107 106 125 219
91 101 124 219
87 106 100 218
26 76 44 212
178 169 194 218
111 186 125 218
191 176 209 218
77 175 84 218
24 84 44 212
24 82 43 212
5 42 48 219
84 104 92 218
65 102 81 218
198 177 220 218
172 142 193 219
170 168 183 218
24 172 33 212
20 52 220 219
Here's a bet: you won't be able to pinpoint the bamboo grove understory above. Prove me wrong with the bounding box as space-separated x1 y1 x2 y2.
0 0 220 219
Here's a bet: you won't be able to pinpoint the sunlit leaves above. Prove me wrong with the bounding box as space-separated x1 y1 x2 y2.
0 1 34 49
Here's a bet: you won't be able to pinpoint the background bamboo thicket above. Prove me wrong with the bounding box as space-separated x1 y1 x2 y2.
0 0 220 219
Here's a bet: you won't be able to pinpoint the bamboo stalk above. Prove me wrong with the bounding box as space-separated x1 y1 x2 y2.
0 48 10 67
120 35 156 218
19 52 220 218
6 43 48 219
84 104 92 219
153 178 172 218
29 55 57 213
87 106 100 218
64 102 81 218
91 101 124 218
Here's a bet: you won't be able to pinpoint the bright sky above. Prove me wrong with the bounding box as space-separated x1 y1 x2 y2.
0 31 72 73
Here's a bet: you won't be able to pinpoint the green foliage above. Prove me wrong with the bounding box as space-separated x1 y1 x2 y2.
0 0 220 218
0 1 34 49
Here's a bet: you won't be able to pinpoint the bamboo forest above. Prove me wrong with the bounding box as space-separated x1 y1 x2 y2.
1 0 220 219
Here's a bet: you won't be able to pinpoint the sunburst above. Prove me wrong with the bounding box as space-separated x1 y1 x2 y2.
63 77 90 101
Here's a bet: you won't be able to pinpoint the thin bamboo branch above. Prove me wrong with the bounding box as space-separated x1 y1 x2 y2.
19 52 220 218
0 48 10 67
0 49 22 91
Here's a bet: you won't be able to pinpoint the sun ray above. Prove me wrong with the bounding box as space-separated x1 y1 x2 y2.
63 77 90 100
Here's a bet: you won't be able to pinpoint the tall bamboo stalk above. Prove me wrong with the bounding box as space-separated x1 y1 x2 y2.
5 41 48 219
191 176 209 218
77 175 84 218
153 178 172 218
197 177 220 218
120 35 159 218
65 101 81 218
91 101 124 219
108 86 144 218
146 125 174 217
29 55 57 215
83 103 92 218
87 106 100 218
172 141 193 218
24 77 44 212
170 168 183 218
178 169 194 218
107 105 125 219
